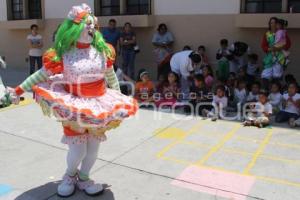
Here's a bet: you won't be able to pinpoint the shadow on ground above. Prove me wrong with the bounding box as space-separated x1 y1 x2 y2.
14 183 115 200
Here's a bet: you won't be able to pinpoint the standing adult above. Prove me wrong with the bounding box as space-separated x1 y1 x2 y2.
170 50 201 100
228 41 250 74
120 22 136 79
261 17 291 89
102 19 120 50
152 23 174 80
27 24 43 75
52 24 61 42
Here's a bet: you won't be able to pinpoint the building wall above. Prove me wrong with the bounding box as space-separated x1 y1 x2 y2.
153 0 241 15
44 0 94 19
0 0 299 81
0 0 7 21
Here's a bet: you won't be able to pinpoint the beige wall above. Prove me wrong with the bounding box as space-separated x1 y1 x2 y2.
0 0 241 21
0 19 62 69
0 0 7 21
0 15 299 81
44 0 94 19
153 0 240 15
236 14 300 28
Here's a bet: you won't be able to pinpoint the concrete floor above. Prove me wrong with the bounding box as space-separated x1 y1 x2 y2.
0 95 300 200
1 68 300 200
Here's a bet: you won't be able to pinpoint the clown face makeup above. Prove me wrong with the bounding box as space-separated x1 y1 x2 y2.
78 15 98 44
68 4 99 44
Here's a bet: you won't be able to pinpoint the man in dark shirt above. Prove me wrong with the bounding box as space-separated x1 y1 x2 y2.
102 19 120 49
120 22 136 79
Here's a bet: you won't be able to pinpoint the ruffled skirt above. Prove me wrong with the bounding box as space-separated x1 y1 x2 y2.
32 80 138 144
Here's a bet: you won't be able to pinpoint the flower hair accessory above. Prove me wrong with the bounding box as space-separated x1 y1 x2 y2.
68 3 92 24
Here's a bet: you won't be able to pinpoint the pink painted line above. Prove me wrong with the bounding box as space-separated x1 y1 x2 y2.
172 165 256 200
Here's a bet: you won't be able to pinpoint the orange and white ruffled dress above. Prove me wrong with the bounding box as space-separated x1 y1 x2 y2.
31 44 138 144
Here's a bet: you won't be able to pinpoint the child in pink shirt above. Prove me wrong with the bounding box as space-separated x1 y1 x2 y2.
273 19 290 60
202 65 214 89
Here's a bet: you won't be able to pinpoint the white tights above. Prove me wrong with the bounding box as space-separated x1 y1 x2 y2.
66 139 100 179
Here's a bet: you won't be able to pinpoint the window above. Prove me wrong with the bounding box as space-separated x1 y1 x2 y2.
8 0 42 20
94 0 151 16
126 0 151 15
243 0 282 13
28 0 42 19
11 0 23 20
288 0 300 13
95 0 120 16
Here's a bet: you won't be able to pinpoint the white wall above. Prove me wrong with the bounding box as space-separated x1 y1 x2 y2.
153 0 240 15
45 0 94 19
0 0 7 21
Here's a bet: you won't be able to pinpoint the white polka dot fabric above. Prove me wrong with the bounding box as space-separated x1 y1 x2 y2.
63 47 106 84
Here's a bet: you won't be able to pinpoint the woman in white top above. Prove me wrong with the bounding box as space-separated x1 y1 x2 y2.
152 23 174 79
27 24 43 75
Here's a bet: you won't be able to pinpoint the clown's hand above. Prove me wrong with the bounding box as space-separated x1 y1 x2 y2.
5 87 20 105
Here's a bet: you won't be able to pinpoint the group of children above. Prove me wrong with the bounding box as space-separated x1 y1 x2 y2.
112 18 299 129
116 52 299 129
129 62 299 128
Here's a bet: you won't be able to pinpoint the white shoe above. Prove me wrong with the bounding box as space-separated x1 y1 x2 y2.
201 109 208 119
57 174 77 197
289 118 296 128
77 179 104 196
285 58 290 66
294 118 300 127
211 116 218 122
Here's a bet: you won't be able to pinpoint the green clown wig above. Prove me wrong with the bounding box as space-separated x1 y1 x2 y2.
50 18 112 62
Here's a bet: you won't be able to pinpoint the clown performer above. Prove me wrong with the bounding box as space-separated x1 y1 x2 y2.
8 4 138 197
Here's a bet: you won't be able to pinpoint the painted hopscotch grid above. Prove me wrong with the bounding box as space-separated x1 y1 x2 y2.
156 120 300 189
